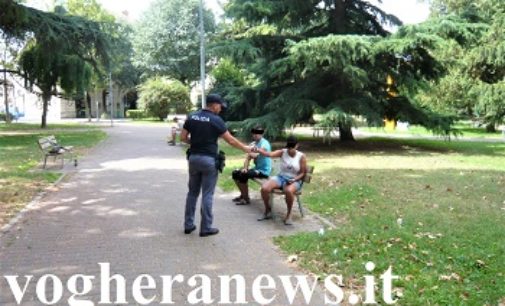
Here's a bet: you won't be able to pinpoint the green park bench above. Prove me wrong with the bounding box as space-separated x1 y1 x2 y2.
252 164 315 219
37 135 76 169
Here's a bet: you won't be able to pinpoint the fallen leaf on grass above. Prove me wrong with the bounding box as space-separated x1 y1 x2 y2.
394 288 404 298
415 232 443 239
475 260 486 268
439 273 462 282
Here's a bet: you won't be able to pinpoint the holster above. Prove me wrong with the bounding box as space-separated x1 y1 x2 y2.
215 150 226 173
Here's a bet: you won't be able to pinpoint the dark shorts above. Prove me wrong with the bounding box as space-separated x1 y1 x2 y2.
232 169 268 183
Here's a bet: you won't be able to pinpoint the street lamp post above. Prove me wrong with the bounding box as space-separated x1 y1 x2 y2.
199 0 206 109
109 71 113 127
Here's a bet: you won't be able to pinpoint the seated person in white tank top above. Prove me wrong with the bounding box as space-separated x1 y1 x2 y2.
255 135 307 225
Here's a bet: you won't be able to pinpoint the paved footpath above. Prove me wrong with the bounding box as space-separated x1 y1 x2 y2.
0 123 326 305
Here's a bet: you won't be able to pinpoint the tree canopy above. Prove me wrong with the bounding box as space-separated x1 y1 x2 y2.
0 0 113 127
132 0 216 84
415 0 505 131
211 0 453 140
137 77 192 120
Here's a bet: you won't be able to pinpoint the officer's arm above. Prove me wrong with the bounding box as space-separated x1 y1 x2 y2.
180 128 190 144
221 131 251 153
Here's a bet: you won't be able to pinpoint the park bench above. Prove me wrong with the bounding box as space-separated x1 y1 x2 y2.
252 164 315 219
37 135 75 169
312 126 338 144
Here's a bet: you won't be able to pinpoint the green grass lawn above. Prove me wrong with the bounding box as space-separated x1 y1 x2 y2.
218 136 505 304
0 123 107 227
359 121 503 139
125 118 170 125
0 122 100 131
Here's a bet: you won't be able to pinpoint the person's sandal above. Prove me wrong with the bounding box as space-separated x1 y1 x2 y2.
232 196 243 202
235 198 250 205
283 218 293 226
257 212 272 221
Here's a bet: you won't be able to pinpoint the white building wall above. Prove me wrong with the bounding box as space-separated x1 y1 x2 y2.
1 74 75 121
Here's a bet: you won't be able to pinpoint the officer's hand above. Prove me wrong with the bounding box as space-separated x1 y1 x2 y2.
241 168 248 173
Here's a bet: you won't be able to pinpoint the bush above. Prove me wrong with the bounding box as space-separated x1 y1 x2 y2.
126 110 147 119
0 112 13 122
137 77 192 121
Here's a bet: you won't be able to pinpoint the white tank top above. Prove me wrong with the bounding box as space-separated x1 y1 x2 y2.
279 149 303 179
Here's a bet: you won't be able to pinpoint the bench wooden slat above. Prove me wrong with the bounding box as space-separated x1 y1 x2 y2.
38 139 54 151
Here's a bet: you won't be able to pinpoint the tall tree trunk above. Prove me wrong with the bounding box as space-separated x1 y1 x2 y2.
333 0 346 33
102 89 107 114
84 91 91 122
338 122 355 142
41 93 50 128
485 122 496 133
3 66 10 124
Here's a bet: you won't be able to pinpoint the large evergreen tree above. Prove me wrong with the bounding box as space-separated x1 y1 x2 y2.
64 0 138 120
417 0 505 131
0 0 112 128
213 0 452 140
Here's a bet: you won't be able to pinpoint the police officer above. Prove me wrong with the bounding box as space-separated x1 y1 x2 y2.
180 94 251 237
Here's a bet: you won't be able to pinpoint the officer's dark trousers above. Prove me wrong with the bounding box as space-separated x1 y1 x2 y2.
184 154 218 232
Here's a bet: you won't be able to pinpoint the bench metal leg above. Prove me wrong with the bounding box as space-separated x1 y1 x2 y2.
296 194 304 217
269 191 275 220
43 155 48 169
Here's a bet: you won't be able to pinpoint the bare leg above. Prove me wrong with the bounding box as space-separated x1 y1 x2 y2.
236 181 250 200
171 131 176 145
283 184 297 222
261 179 280 214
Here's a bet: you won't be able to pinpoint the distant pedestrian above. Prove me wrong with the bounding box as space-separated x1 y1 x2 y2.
180 94 252 237
168 117 179 145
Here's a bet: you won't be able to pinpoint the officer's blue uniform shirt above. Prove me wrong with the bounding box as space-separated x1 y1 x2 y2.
183 109 227 157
